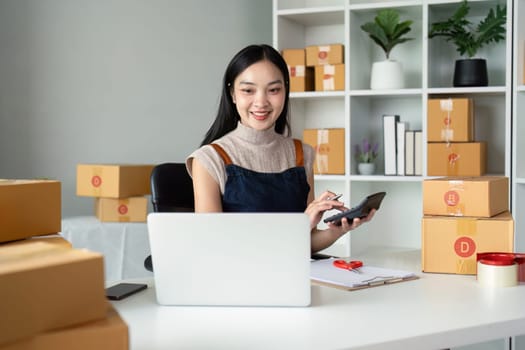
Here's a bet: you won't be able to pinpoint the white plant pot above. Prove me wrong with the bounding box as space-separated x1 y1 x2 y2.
358 163 375 175
370 59 404 90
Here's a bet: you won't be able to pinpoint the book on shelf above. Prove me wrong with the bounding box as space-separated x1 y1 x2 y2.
383 115 399 176
414 130 423 176
404 129 423 176
396 121 408 176
405 130 415 176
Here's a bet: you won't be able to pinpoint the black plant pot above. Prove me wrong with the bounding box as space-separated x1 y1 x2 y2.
453 59 488 87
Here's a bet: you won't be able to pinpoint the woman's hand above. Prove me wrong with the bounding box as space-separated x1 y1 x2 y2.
306 191 376 253
304 191 347 230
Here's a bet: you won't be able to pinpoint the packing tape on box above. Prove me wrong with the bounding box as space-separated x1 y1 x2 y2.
318 45 330 64
454 218 477 274
440 98 454 144
477 252 525 287
323 65 335 91
315 129 329 174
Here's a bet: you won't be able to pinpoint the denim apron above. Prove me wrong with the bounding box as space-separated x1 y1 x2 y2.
210 139 310 212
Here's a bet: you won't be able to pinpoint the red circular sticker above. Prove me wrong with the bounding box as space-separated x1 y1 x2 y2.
443 190 459 206
443 117 451 126
290 67 296 77
91 175 102 188
318 51 327 59
454 236 476 258
448 153 459 163
118 204 128 215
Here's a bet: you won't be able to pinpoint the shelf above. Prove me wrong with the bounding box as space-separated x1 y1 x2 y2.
275 0 345 12
428 86 508 95
290 91 345 99
349 89 422 96
349 1 422 11
312 174 346 181
276 7 345 26
349 175 423 182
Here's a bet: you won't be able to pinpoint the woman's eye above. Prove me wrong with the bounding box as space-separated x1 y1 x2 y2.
269 87 281 94
241 89 253 94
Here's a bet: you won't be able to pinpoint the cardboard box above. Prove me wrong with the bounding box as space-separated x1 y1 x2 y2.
0 179 61 243
0 306 128 350
77 164 154 198
427 98 474 142
282 48 314 92
282 48 305 66
288 66 314 92
303 128 345 174
2 234 72 249
421 212 514 275
306 44 344 66
0 241 107 346
314 64 345 91
422 176 509 217
427 142 486 176
95 196 148 222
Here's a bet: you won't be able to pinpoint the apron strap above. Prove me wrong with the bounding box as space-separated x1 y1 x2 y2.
210 143 233 165
293 139 304 167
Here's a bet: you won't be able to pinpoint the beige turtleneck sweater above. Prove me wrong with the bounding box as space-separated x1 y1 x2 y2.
186 122 315 194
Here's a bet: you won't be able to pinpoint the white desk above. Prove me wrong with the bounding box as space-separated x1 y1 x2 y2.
111 249 525 350
61 216 153 282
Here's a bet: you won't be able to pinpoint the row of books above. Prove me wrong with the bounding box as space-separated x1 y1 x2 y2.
383 115 422 176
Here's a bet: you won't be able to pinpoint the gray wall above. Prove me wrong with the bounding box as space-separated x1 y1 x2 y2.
0 0 272 217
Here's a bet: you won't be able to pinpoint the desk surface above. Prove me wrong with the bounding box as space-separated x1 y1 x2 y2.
111 248 525 350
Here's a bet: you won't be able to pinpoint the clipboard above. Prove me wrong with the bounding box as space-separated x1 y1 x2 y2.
310 258 419 291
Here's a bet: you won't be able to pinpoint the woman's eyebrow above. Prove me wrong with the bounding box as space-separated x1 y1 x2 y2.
238 79 283 86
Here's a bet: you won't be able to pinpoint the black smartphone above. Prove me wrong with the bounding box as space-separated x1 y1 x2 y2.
323 191 386 226
106 283 148 300
311 253 338 260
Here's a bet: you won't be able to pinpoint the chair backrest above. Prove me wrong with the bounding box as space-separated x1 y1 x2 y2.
150 163 194 213
145 162 194 272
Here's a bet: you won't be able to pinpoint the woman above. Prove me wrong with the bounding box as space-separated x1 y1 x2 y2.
186 44 374 253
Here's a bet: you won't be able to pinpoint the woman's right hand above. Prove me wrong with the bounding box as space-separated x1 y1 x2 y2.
304 191 346 230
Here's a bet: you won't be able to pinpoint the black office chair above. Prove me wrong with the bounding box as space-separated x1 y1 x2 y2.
144 163 195 272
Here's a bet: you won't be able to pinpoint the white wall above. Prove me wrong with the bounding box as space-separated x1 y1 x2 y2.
0 0 272 217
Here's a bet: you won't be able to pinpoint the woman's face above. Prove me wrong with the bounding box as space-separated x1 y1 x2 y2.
231 60 286 131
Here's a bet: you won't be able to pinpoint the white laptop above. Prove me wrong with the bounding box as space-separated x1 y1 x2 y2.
147 212 311 307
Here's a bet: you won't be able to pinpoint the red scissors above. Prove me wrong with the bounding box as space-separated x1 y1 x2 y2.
333 259 363 272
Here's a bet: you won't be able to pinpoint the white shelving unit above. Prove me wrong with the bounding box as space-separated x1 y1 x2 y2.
512 0 524 253
273 0 513 258
512 1 525 348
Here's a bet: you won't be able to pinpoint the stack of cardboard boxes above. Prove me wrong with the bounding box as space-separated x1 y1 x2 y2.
0 179 128 349
427 97 486 176
77 164 155 223
421 176 514 275
282 45 346 174
281 44 344 92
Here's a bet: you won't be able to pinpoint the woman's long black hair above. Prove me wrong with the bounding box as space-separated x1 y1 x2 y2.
200 44 291 146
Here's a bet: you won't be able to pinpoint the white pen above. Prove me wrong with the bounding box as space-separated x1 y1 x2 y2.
327 193 346 211
327 193 342 201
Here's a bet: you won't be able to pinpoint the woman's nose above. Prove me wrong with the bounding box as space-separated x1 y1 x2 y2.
253 91 269 107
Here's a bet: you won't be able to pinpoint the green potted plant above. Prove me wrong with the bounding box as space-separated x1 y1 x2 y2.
428 0 507 87
360 8 414 90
